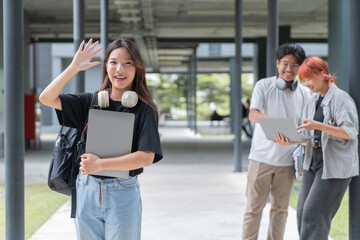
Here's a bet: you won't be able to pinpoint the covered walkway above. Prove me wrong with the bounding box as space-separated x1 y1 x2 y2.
3 125 305 240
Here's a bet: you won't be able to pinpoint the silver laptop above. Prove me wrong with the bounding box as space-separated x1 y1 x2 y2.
257 117 314 142
86 109 135 178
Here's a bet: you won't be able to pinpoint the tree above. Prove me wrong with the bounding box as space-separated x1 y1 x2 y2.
147 73 254 120
147 74 187 117
197 73 231 120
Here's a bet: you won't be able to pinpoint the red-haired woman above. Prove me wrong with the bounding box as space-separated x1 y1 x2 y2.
275 56 358 240
40 38 163 239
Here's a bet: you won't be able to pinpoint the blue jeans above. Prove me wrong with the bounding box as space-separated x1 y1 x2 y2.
74 173 142 240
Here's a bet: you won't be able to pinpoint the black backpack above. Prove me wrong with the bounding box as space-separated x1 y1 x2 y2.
48 124 87 218
48 93 95 218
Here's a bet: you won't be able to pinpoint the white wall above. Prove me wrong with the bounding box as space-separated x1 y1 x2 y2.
41 43 103 133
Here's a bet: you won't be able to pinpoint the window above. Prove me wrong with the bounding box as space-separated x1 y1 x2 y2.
209 44 221 56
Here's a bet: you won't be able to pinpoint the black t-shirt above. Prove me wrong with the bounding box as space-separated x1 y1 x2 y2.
55 92 163 176
310 95 324 171
313 95 325 141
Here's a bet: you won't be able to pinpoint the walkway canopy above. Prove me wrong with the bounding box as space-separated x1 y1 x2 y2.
24 0 328 73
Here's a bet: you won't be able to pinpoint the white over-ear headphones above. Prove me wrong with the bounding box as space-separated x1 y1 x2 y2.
98 90 109 108
98 90 138 108
121 91 138 108
276 77 298 91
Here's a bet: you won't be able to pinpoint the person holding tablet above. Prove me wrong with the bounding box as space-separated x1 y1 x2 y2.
275 56 359 240
242 43 311 240
39 38 163 239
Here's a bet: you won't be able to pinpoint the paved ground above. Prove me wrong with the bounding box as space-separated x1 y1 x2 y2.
1 123 311 240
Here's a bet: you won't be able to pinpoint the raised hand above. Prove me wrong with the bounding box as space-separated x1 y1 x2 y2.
71 38 103 71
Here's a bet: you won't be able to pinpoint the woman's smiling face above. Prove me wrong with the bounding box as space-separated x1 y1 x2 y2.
106 47 136 93
301 73 327 95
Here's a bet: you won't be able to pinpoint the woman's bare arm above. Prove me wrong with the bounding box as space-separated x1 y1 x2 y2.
79 151 155 175
297 118 352 140
39 39 102 110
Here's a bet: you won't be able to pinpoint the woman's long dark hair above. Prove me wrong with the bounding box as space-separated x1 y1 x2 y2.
98 39 158 116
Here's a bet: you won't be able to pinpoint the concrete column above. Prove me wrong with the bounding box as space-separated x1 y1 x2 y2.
188 54 195 132
229 57 235 134
328 0 350 92
73 0 85 93
23 11 31 94
4 0 25 239
100 0 108 63
234 0 243 172
192 49 198 134
0 0 4 157
0 0 3 70
255 37 267 81
187 60 192 128
266 0 278 77
349 0 360 238
279 26 291 46
0 0 2 69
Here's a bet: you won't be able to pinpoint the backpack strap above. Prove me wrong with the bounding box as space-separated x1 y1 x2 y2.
92 91 99 106
70 122 89 218
70 93 96 218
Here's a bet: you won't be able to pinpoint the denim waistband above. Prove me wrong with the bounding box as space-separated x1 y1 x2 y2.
90 175 115 180
87 174 135 183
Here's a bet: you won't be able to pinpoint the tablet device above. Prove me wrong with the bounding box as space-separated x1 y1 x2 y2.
257 117 314 142
86 109 135 178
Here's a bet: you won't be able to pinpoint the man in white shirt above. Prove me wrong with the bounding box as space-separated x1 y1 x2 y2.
242 43 310 240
